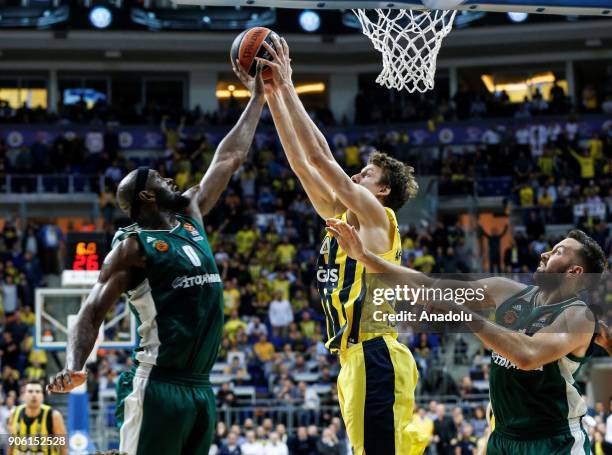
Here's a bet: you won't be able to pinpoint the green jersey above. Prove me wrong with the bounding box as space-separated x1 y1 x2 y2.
111 214 223 374
490 285 594 440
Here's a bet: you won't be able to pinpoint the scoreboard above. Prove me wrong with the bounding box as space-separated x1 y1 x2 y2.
65 232 108 271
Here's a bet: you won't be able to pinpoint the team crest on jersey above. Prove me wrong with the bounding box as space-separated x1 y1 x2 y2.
154 240 169 252
503 310 518 325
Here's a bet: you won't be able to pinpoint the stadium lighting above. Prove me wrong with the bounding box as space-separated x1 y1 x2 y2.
216 82 325 99
299 10 320 32
89 6 112 29
507 12 528 23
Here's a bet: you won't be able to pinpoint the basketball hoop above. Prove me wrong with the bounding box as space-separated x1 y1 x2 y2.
353 8 457 93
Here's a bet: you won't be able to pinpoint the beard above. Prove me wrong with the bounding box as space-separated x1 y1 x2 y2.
533 268 568 291
156 189 190 212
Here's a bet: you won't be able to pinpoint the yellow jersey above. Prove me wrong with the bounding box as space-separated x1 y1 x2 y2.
10 404 59 455
317 208 402 352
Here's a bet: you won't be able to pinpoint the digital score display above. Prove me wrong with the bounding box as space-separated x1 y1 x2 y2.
65 232 109 272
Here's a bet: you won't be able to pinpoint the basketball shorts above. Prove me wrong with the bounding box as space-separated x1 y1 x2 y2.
115 363 215 455
337 335 428 455
487 422 590 455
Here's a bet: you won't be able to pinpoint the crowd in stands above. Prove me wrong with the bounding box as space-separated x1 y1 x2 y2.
1 78 612 454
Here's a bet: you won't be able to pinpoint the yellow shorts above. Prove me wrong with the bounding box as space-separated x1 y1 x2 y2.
337 335 428 455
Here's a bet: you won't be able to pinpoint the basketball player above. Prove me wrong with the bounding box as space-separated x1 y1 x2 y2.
326 218 607 455
259 37 427 455
46 63 266 455
8 380 68 455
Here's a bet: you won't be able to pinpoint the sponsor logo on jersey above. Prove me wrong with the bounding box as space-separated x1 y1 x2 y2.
503 310 518 325
146 236 155 244
172 273 222 289
530 312 552 330
512 304 522 311
492 351 543 371
154 240 169 252
183 222 204 241
317 266 339 284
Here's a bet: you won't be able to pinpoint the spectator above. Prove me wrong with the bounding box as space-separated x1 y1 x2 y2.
224 310 247 344
247 317 269 339
219 431 242 455
241 430 264 455
288 426 317 455
268 291 294 338
469 406 488 439
224 279 241 317
264 432 288 455
411 407 434 447
433 404 457 455
254 334 276 363
1 276 18 315
479 224 508 273
451 423 478 455
316 428 341 455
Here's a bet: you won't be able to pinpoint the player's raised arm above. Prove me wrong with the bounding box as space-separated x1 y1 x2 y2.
258 37 388 227
265 87 342 218
184 62 266 217
47 237 145 394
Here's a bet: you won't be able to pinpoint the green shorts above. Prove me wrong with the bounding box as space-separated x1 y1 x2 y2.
487 425 590 455
116 364 215 455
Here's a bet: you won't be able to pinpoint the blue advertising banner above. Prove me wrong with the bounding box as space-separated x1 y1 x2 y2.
1 116 609 150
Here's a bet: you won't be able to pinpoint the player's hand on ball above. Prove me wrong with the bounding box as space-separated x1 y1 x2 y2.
232 59 265 99
47 369 88 394
325 218 366 261
257 35 292 89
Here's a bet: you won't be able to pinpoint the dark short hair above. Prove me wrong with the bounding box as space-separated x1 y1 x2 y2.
567 229 607 290
368 152 418 211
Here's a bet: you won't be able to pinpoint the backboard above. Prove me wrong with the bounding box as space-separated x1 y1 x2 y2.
35 288 137 351
174 0 611 16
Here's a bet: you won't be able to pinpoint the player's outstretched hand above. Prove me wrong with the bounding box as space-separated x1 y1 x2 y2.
47 369 88 394
595 320 612 356
232 59 265 99
325 218 367 261
257 35 292 90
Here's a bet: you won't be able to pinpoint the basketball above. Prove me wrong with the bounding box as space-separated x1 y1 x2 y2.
230 26 279 80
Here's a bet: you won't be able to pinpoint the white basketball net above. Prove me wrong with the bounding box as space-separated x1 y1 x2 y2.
353 8 457 93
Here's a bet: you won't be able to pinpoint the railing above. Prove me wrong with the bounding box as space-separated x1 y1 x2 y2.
81 392 490 451
1 174 105 193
